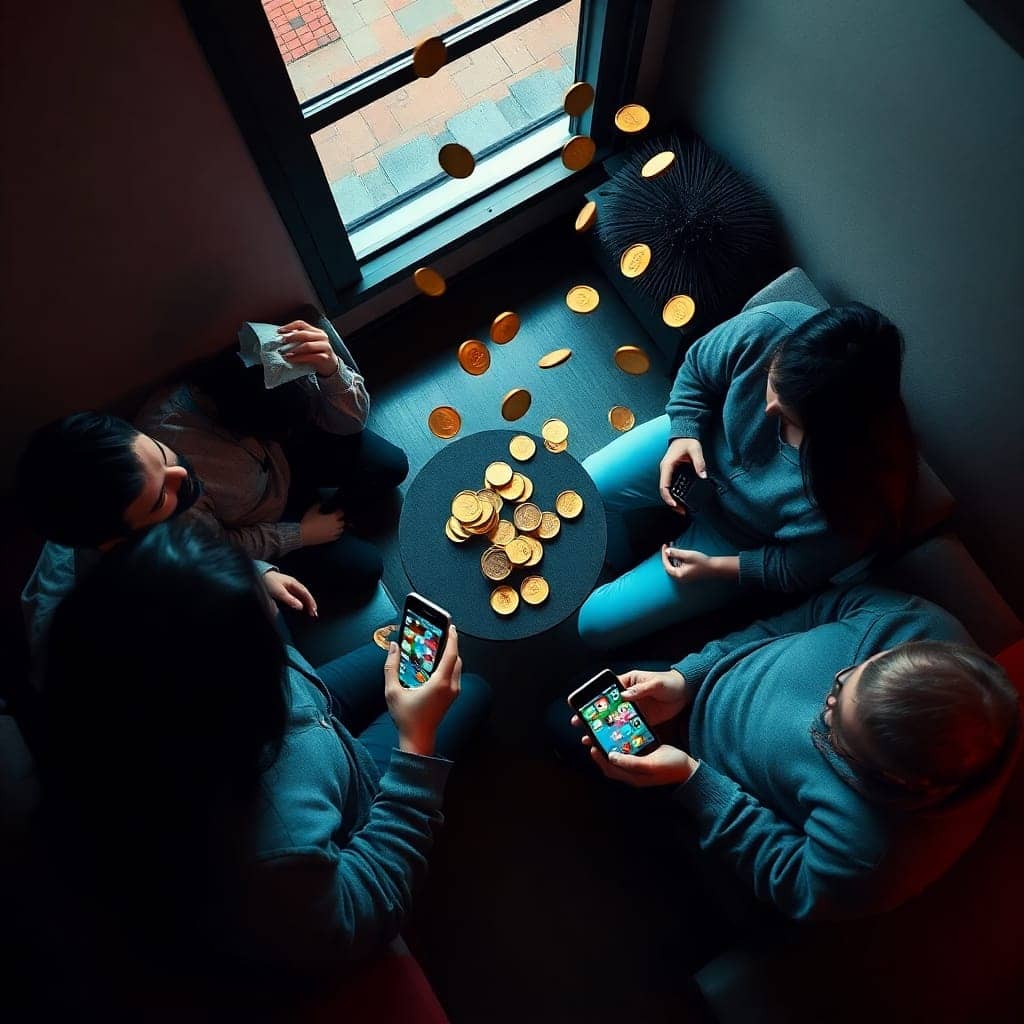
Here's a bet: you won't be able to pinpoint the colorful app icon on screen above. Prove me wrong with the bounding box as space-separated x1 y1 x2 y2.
583 705 598 720
631 735 646 749
621 743 632 753
591 718 604 731
595 697 609 712
631 717 642 729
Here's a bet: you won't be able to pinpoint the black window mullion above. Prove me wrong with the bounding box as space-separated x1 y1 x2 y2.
302 0 571 134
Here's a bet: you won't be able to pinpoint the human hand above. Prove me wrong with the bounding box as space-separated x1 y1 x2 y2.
384 626 462 757
585 742 698 787
279 320 340 378
300 501 345 546
658 437 707 512
661 544 715 581
263 569 317 617
618 667 691 725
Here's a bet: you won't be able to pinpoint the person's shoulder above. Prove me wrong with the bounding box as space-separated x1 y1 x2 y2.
740 301 821 331
838 584 971 645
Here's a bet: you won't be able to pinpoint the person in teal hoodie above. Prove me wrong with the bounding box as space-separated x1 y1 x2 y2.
578 302 918 649
36 521 490 980
566 585 1021 920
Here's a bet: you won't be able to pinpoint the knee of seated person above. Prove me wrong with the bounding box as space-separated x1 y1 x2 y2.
576 596 625 652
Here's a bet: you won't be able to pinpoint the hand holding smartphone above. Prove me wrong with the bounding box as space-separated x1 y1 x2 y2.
669 463 716 515
397 592 452 688
568 670 660 757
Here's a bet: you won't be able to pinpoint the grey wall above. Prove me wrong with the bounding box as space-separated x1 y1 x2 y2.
662 0 1024 614
0 0 315 487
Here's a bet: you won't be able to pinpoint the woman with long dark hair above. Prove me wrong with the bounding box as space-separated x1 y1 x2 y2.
578 300 918 649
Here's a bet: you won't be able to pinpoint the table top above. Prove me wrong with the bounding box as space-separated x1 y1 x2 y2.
398 429 607 641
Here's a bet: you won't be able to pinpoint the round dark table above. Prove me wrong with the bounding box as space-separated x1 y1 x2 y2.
399 429 607 641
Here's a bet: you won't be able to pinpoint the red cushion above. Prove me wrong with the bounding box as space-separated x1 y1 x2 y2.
996 638 1024 685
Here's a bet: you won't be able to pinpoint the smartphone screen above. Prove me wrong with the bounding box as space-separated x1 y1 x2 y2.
398 597 449 689
574 674 659 756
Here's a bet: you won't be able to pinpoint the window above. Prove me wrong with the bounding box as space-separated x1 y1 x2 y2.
185 0 654 313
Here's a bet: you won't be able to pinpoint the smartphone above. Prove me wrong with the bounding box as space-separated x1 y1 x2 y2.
568 670 660 757
669 462 716 514
398 592 452 689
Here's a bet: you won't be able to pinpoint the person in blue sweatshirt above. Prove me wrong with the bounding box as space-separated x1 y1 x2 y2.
566 585 1021 920
36 521 491 977
578 302 918 649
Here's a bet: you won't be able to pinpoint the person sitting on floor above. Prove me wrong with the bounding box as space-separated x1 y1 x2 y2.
577 301 919 650
36 521 490 981
560 584 1021 921
135 315 407 613
17 410 313 661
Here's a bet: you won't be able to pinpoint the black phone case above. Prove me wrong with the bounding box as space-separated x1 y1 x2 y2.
670 464 715 513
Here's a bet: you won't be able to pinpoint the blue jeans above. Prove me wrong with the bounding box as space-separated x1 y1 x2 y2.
578 415 740 650
315 641 491 775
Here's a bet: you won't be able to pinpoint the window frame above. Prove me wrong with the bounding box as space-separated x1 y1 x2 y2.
183 0 654 315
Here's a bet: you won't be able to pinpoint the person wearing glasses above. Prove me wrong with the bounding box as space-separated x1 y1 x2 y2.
565 585 1021 920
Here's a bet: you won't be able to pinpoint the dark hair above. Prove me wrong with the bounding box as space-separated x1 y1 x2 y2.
39 521 288 952
855 641 1020 792
770 304 918 540
17 412 144 547
189 348 310 442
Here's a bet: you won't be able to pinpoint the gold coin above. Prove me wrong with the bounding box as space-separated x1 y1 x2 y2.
566 285 600 313
538 348 572 369
500 388 532 421
481 546 512 582
541 418 569 445
513 502 543 533
484 461 514 488
662 294 696 328
614 344 651 375
641 150 676 179
493 520 516 546
563 81 595 117
544 438 568 454
575 200 597 233
457 339 490 375
439 143 475 179
538 511 561 539
490 311 520 344
520 576 550 605
496 472 526 501
465 504 496 533
452 490 482 524
447 515 471 539
614 103 651 133
609 405 636 432
555 490 584 519
561 135 597 171
525 536 544 567
517 475 534 502
490 585 519 615
428 406 461 439
445 520 468 543
505 537 533 566
413 266 446 297
477 488 503 513
619 243 651 279
509 435 536 461
372 624 397 649
412 36 447 77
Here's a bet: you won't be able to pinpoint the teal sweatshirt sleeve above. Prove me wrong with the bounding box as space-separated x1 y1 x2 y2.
21 542 78 665
246 749 450 967
737 531 865 593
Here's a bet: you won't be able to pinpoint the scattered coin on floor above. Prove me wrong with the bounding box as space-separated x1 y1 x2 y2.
614 345 651 375
490 311 520 344
500 387 532 421
641 150 676 179
457 339 490 375
538 348 572 369
662 294 696 327
413 266 446 297
509 435 536 461
566 285 600 313
413 36 447 77
372 624 397 649
439 143 475 179
563 81 595 117
561 135 596 171
614 103 651 133
608 405 636 432
427 406 461 439
575 200 597 233
619 243 652 278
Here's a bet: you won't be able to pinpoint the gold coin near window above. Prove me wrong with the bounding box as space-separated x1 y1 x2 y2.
372 624 397 649
509 435 537 461
641 150 676 179
427 405 461 438
561 135 597 171
619 243 652 278
608 405 636 432
614 345 651 375
500 388 532 421
563 81 595 117
457 339 490 376
614 103 651 133
566 285 600 313
490 311 520 344
413 266 446 297
537 348 572 369
555 490 584 519
662 294 696 327
439 143 475 179
520 576 550 605
490 585 519 615
574 200 597 233
412 36 447 78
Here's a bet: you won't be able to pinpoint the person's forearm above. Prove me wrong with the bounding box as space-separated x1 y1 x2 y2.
709 555 740 581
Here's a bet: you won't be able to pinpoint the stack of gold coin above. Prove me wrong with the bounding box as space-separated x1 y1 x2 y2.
504 537 533 566
446 489 500 542
541 418 570 453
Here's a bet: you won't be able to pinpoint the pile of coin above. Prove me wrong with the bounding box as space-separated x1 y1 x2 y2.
443 452 584 616
541 418 570 454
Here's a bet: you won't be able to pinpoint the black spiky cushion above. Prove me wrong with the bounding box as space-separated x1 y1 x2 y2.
595 134 778 320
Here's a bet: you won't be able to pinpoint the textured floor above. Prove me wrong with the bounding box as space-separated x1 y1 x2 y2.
349 223 725 1024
